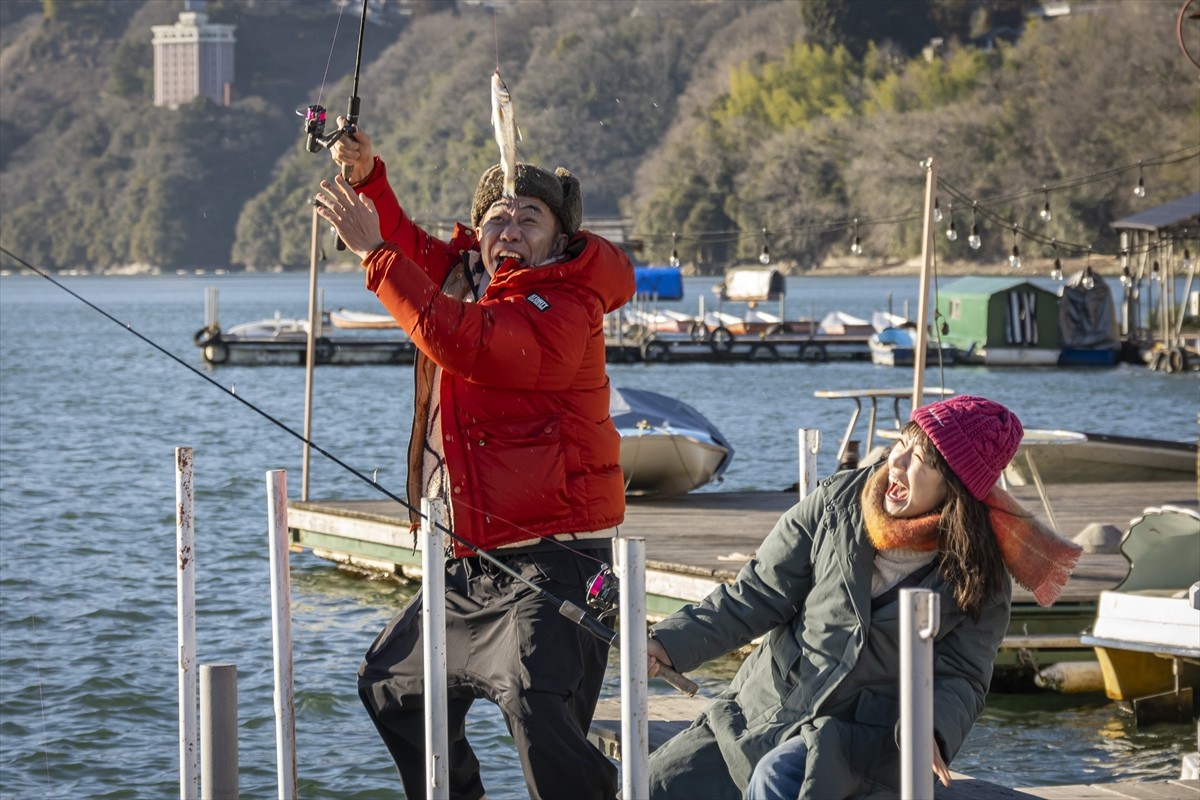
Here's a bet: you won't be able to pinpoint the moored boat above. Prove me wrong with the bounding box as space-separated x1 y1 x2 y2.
868 325 958 367
1078 505 1200 724
611 386 733 498
329 308 401 329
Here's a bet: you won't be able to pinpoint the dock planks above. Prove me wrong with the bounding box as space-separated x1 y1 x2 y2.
290 479 1197 607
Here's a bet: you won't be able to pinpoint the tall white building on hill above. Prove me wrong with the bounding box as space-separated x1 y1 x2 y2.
152 0 235 109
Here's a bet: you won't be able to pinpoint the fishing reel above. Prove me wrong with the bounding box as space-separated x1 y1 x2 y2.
585 564 620 619
299 104 356 154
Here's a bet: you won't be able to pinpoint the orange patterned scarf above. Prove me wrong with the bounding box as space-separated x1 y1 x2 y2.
861 467 1082 606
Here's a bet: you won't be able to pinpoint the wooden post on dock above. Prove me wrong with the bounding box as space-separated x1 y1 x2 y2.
176 447 198 800
900 588 939 800
616 537 650 798
797 429 820 499
266 470 297 800
421 498 450 799
912 158 937 411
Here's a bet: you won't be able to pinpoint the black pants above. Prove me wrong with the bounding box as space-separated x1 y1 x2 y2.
359 545 617 800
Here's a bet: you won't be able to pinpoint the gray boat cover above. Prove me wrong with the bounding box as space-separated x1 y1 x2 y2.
1058 271 1119 349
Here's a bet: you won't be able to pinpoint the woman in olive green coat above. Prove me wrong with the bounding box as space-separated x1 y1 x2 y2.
646 396 1080 799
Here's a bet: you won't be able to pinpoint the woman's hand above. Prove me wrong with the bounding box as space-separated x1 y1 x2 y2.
933 739 952 787
314 174 384 261
647 636 674 678
330 115 376 185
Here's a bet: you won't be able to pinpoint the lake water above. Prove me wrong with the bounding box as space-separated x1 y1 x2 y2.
0 271 1196 798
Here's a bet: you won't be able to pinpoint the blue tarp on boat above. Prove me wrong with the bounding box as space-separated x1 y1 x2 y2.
634 266 684 300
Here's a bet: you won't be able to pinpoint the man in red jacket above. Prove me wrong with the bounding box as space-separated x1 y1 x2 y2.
316 121 634 800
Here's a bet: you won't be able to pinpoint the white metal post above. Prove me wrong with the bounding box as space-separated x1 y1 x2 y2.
177 447 198 800
301 207 320 501
200 663 239 800
900 587 940 800
797 429 820 500
616 537 649 798
421 498 449 799
266 470 297 800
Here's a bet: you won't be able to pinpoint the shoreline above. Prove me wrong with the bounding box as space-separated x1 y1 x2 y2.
3 257 1123 279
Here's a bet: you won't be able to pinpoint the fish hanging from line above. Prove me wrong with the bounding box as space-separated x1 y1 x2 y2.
491 69 521 198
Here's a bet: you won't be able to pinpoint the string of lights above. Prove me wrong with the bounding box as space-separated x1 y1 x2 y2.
642 146 1200 264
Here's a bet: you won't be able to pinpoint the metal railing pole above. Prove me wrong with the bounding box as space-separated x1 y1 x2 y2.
797 429 820 500
900 587 940 800
200 663 239 799
266 470 297 800
617 537 649 798
301 207 320 501
176 447 198 800
421 498 449 799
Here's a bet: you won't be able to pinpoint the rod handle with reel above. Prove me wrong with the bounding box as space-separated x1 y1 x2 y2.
558 601 700 697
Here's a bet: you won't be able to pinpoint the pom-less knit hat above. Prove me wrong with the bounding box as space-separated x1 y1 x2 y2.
911 394 1023 500
471 163 582 235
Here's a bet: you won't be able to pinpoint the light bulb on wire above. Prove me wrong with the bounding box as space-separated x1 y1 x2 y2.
1134 162 1146 198
1050 241 1063 281
1120 265 1132 287
1151 260 1161 281
1183 247 1194 272
933 197 943 223
968 205 981 250
1040 187 1052 222
1008 224 1021 270
669 232 679 268
1082 265 1095 290
850 219 863 255
759 227 771 265
946 203 958 241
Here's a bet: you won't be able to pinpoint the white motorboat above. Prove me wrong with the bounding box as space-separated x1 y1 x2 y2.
611 387 733 498
329 308 401 329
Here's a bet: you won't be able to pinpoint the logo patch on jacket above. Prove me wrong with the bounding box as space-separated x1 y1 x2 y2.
526 293 551 312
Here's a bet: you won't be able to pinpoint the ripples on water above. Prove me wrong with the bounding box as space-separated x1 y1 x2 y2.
0 273 1196 797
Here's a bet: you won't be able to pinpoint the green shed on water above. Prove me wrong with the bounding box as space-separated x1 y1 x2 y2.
937 276 1061 364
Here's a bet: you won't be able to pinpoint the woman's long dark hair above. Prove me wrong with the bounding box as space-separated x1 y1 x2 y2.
902 422 1008 618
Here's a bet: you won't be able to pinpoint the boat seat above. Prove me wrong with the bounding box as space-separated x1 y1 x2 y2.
1113 505 1200 593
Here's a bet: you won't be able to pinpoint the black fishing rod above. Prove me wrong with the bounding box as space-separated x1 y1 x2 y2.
299 0 368 251
0 246 699 697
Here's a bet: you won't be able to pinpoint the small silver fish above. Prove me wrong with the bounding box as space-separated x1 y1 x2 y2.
491 69 521 198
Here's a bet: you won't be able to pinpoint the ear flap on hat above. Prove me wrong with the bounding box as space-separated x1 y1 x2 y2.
554 168 582 235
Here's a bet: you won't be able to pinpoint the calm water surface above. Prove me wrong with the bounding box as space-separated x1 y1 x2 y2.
0 272 1196 798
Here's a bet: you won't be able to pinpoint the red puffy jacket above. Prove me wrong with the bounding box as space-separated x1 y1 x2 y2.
356 159 635 556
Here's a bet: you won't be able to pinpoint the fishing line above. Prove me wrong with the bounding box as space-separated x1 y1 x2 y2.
0 246 697 693
313 0 349 109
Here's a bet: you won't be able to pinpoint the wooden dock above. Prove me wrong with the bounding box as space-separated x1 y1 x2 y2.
288 476 1197 682
289 478 1198 601
588 699 1200 799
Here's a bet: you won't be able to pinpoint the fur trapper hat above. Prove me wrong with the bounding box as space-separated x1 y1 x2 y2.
471 163 582 235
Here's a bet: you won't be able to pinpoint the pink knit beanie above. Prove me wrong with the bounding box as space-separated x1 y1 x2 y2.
910 395 1023 500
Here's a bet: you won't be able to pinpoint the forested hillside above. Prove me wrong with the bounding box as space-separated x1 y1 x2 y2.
1 0 1196 273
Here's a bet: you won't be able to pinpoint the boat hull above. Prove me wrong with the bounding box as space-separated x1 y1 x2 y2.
619 432 731 497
